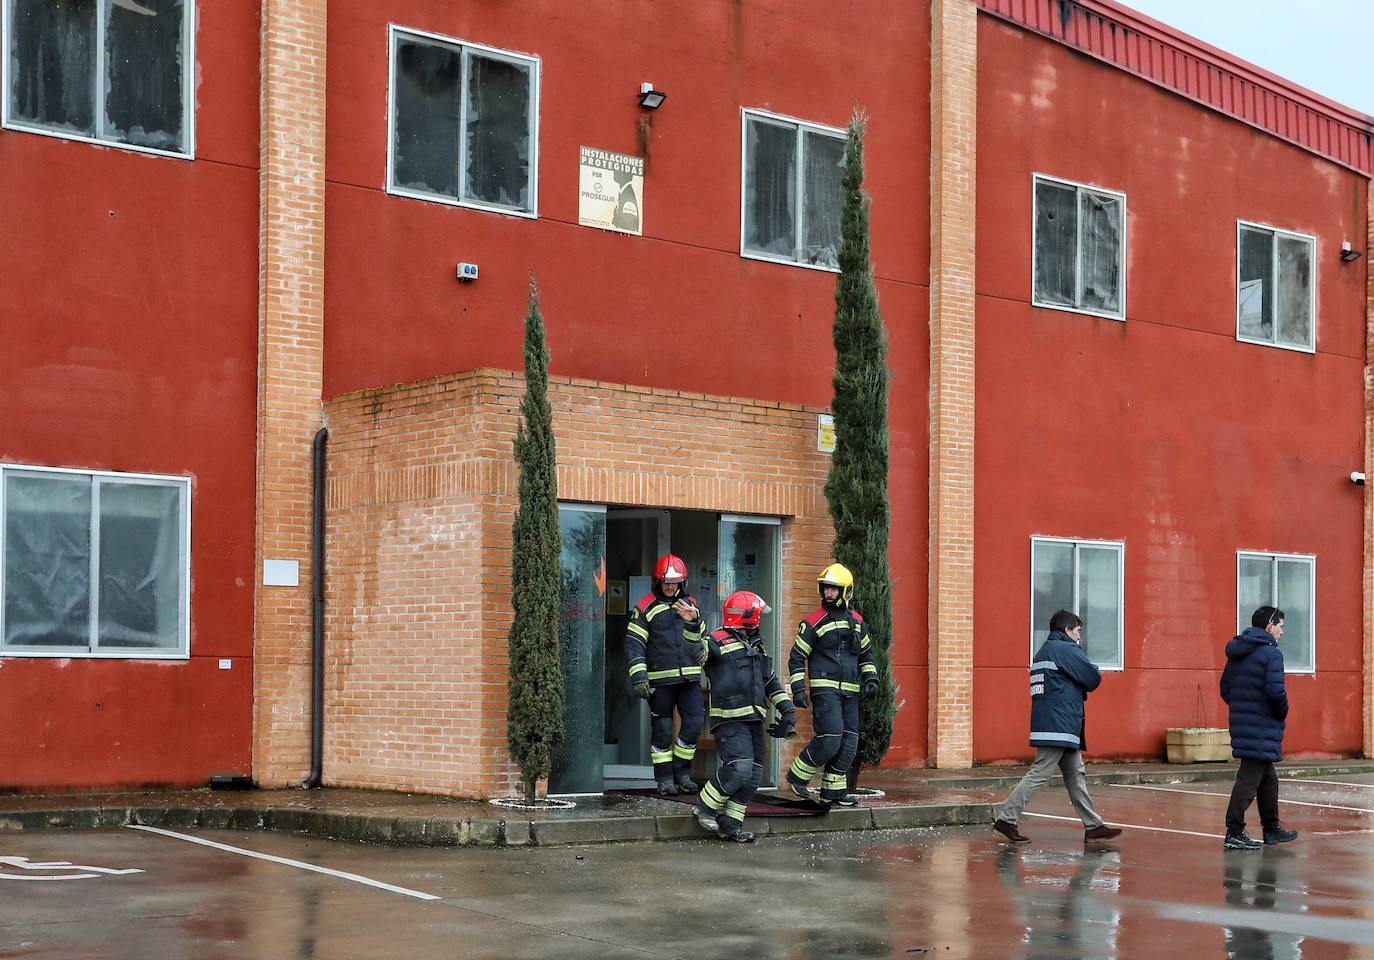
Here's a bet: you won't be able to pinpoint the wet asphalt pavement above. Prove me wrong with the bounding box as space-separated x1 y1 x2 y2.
4 774 1374 959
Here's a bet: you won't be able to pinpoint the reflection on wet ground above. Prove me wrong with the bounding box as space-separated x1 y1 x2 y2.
3 775 1374 958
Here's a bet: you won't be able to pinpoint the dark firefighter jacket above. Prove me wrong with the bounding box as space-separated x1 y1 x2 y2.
787 606 878 698
624 592 706 688
692 628 791 730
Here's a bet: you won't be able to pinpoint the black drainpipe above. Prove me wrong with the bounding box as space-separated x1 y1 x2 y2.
303 427 328 788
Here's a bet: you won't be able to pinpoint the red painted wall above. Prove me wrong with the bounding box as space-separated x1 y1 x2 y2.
0 4 260 789
324 1 934 764
974 19 1368 763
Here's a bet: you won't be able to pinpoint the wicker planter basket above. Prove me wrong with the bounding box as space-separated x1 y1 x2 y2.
1166 727 1232 763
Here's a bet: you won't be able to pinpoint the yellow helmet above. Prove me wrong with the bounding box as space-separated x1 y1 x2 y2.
818 563 854 607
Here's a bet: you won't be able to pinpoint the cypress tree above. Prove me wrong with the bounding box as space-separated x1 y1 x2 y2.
825 113 898 772
506 275 565 801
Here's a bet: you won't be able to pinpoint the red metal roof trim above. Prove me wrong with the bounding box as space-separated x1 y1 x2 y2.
977 0 1374 177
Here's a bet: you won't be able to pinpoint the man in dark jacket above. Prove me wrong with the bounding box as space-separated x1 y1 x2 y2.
1220 605 1299 850
993 610 1122 844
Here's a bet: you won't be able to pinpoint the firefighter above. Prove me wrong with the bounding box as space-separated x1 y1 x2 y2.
785 562 879 805
625 553 708 796
690 590 795 843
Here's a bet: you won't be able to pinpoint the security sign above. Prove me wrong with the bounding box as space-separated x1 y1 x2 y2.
579 147 644 235
0 856 143 881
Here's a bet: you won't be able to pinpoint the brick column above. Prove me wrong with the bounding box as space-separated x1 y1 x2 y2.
254 0 327 785
1365 185 1374 759
928 0 977 768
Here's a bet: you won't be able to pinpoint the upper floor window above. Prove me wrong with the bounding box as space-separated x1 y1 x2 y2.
1237 551 1314 673
741 109 845 271
1237 222 1314 352
1 465 190 659
1031 537 1124 670
3 0 194 158
1032 175 1125 320
387 26 538 216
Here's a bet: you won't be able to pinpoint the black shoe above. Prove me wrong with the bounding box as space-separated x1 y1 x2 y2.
824 793 860 807
675 771 697 793
993 819 1030 844
694 808 719 834
656 780 679 797
787 778 816 801
1223 832 1262 850
719 829 756 843
1264 827 1299 845
1084 825 1123 841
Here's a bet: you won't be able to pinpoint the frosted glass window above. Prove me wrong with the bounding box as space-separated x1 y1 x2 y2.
1033 176 1125 319
743 111 844 269
388 28 538 214
1237 552 1315 673
1 467 189 657
1031 538 1124 669
5 0 192 156
1237 223 1314 351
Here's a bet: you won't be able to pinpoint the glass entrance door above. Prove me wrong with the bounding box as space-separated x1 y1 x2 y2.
717 514 782 786
550 503 607 796
602 509 670 787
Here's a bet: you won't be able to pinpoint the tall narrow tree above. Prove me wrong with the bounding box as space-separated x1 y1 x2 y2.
506 275 565 801
825 113 898 774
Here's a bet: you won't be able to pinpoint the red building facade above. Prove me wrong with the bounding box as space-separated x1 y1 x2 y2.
1 0 1369 794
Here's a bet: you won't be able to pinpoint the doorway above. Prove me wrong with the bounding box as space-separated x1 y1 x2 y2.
550 505 781 795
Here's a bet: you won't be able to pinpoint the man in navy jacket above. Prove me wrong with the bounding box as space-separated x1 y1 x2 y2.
993 610 1122 844
1220 605 1299 850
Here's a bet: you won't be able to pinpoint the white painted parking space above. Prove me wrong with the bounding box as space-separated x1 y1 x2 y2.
1106 782 1374 814
127 824 442 901
0 856 144 881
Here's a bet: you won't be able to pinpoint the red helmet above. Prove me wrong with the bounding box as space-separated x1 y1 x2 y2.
653 554 689 585
722 591 770 631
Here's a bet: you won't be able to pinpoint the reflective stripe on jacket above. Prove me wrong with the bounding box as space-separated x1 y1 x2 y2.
624 592 705 687
1028 632 1102 751
694 628 790 729
787 606 877 698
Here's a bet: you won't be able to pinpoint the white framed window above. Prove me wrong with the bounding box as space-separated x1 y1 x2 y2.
386 25 539 217
1 464 190 659
2 0 195 159
1236 551 1315 673
1032 174 1126 320
1030 537 1124 670
1236 221 1315 353
740 109 846 271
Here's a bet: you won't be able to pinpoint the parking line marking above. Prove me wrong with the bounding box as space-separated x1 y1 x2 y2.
1284 778 1374 790
127 825 442 901
1107 783 1374 814
1023 812 1221 839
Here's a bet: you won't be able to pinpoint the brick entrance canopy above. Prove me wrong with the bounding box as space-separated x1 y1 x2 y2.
322 369 834 797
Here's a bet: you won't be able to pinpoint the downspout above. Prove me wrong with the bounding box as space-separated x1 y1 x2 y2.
303 427 328 788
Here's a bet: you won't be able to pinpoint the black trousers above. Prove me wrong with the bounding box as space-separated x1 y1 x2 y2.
1226 757 1280 835
649 682 704 781
789 691 859 801
697 720 765 833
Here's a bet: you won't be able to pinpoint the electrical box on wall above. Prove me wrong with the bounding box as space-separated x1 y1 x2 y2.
456 262 479 282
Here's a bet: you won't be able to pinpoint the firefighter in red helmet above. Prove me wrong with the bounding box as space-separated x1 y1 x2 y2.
689 590 795 842
625 553 708 795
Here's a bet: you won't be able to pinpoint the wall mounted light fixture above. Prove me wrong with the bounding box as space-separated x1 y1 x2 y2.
638 82 667 110
1340 240 1363 262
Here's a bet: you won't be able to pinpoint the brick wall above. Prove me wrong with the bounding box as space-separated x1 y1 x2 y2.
322 369 835 797
254 0 327 786
928 0 978 768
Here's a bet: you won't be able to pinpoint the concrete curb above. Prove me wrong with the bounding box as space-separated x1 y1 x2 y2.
0 800 998 848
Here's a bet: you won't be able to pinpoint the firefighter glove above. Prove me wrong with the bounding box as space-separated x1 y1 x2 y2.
632 681 652 700
862 678 879 698
767 710 796 740
791 684 809 710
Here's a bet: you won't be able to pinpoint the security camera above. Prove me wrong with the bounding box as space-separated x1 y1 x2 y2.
1351 472 1366 486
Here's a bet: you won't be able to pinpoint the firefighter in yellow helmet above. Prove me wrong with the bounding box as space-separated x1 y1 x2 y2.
785 563 879 805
